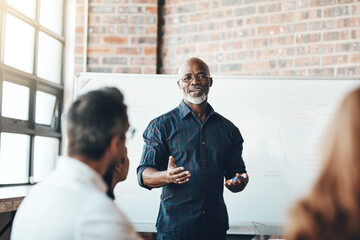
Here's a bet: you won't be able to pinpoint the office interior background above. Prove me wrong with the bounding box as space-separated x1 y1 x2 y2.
0 0 359 239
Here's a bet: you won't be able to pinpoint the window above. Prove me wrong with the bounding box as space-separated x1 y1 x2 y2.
0 0 64 185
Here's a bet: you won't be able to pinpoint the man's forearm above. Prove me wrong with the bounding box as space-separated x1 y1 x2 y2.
142 167 170 188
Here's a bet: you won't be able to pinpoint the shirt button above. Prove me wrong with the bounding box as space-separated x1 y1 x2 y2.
202 142 205 145
202 211 206 214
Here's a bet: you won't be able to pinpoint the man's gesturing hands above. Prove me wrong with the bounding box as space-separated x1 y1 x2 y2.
167 156 191 184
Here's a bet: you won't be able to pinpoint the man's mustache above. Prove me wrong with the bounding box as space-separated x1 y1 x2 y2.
188 87 204 92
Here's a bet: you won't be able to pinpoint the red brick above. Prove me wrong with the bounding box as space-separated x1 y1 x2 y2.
324 31 350 41
76 26 84 34
308 68 335 77
74 0 359 77
198 43 219 53
210 10 224 19
144 46 156 55
75 46 83 54
87 46 112 55
296 33 321 44
258 26 282 36
103 36 128 44
259 48 292 58
176 45 196 55
281 69 307 77
146 6 157 14
76 15 84 25
295 23 308 32
115 67 141 74
74 66 83 75
116 47 141 55
269 36 294 46
323 55 348 65
245 16 268 25
308 44 335 55
131 56 156 65
350 54 360 63
89 16 101 24
198 1 219 10
244 38 268 48
145 26 157 34
75 35 83 44
163 6 176 15
270 13 295 24
336 17 359 28
243 61 267 71
295 57 321 68
220 41 243 51
189 12 209 22
310 0 337 7
166 0 181 4
88 36 101 44
295 9 319 20
144 67 156 74
131 0 156 4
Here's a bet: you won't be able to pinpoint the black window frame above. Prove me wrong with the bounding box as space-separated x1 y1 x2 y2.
0 0 65 187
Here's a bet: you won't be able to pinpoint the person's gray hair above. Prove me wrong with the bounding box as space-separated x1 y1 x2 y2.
66 87 128 160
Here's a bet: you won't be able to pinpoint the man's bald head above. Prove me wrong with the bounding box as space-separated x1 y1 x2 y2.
177 57 210 78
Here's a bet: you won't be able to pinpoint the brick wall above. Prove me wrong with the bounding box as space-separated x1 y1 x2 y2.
74 0 158 74
75 0 360 77
161 0 360 76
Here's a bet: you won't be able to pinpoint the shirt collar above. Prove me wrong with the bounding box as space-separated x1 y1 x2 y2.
57 156 108 194
178 99 215 119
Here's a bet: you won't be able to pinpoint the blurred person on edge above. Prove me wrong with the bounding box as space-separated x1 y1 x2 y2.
12 87 142 240
286 86 360 240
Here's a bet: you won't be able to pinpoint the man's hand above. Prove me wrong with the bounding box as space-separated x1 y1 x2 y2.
225 173 249 193
141 156 191 188
166 156 191 184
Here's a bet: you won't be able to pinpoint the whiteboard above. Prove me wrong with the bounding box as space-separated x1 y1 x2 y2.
74 72 360 235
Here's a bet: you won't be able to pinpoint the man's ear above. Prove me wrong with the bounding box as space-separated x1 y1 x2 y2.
209 77 213 87
109 134 124 155
177 79 181 88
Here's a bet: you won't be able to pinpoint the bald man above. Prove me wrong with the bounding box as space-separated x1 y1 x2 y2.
137 58 249 240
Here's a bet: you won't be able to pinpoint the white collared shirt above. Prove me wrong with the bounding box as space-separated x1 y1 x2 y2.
11 156 142 240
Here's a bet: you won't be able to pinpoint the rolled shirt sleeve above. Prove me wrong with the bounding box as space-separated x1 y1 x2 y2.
136 118 168 190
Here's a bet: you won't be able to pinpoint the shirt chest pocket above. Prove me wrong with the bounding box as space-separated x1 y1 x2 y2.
167 130 196 161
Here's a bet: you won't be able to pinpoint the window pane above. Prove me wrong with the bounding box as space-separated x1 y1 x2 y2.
33 136 59 182
4 14 35 74
7 0 36 19
36 91 57 125
0 133 30 184
39 0 63 35
2 81 29 120
37 32 62 84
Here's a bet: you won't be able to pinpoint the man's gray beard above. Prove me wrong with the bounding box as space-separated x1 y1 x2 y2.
184 93 207 104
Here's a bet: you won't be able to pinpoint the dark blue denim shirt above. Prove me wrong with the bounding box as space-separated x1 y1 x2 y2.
137 100 247 240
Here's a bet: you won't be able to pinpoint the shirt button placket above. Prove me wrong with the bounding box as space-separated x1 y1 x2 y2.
200 128 207 240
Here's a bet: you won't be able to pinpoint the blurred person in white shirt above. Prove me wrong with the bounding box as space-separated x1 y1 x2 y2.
11 87 142 240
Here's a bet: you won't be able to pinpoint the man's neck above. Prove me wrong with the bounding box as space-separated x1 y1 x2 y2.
69 154 107 176
184 99 208 123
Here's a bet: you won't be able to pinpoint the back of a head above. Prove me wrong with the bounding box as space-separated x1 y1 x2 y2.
66 87 128 160
286 86 360 240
